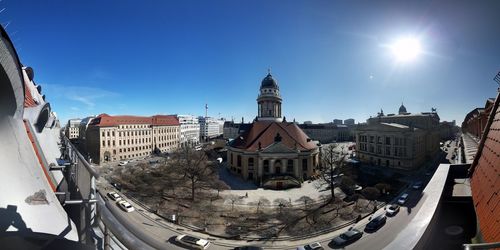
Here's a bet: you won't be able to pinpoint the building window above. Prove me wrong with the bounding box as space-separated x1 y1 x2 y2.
287 160 293 172
385 147 390 156
248 158 254 168
264 160 269 173
237 155 241 167
385 137 391 145
302 159 308 171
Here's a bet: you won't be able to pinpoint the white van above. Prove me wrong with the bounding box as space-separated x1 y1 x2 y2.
175 235 211 249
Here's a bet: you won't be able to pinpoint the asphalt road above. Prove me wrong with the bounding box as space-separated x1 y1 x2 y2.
329 188 425 250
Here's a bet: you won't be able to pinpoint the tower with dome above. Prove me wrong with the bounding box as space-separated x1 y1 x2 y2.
226 71 319 189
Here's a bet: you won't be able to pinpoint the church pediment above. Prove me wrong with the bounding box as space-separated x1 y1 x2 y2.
261 141 298 153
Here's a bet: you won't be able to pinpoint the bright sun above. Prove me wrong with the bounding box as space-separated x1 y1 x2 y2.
391 37 422 62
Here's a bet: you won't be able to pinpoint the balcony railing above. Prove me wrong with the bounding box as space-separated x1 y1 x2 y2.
61 135 157 249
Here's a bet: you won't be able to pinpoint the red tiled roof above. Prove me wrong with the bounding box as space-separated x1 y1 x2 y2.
470 91 500 243
230 120 317 151
89 114 179 127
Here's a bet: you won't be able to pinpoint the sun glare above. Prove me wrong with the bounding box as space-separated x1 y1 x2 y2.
391 37 422 62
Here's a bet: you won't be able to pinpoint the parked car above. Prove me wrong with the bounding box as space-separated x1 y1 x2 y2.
297 242 323 250
385 204 400 216
118 161 128 166
107 191 122 201
365 214 387 232
397 193 409 205
116 200 135 212
331 228 363 246
175 235 211 249
412 181 423 190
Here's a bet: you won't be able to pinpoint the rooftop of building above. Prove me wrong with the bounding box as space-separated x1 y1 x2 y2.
468 91 500 243
229 120 317 152
88 113 179 127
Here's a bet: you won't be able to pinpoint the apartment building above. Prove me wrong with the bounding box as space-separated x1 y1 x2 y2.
176 115 200 148
85 114 179 163
65 118 81 140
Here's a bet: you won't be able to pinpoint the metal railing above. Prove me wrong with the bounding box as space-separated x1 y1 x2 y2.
61 136 156 250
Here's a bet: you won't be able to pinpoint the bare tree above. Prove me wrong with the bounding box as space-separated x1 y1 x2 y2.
296 196 314 209
256 197 271 213
274 198 291 214
317 144 348 201
339 176 356 196
361 187 380 208
211 179 230 199
170 147 217 200
226 194 242 212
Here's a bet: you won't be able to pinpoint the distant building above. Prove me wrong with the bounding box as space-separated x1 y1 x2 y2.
462 98 495 140
176 115 200 147
298 123 354 143
86 114 180 163
199 116 223 141
439 120 459 140
344 118 355 125
65 118 81 140
333 119 343 125
356 123 427 169
356 104 440 170
77 116 97 156
78 116 96 141
303 121 313 125
227 72 319 189
223 119 251 140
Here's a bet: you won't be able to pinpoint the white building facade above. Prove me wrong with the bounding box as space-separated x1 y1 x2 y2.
177 115 200 147
199 116 223 141
65 119 81 139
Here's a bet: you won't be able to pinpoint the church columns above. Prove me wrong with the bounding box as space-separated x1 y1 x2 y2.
258 158 263 177
270 159 275 174
294 158 299 179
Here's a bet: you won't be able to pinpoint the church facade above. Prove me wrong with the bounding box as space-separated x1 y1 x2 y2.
226 72 320 189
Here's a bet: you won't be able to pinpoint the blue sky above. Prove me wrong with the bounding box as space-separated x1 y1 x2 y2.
2 1 499 125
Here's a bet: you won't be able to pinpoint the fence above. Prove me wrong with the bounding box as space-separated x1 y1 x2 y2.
61 136 156 250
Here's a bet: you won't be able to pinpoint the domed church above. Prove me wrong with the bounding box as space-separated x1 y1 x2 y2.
226 72 320 189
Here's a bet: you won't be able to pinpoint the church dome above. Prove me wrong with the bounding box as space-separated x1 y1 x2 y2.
261 73 279 89
399 103 407 114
